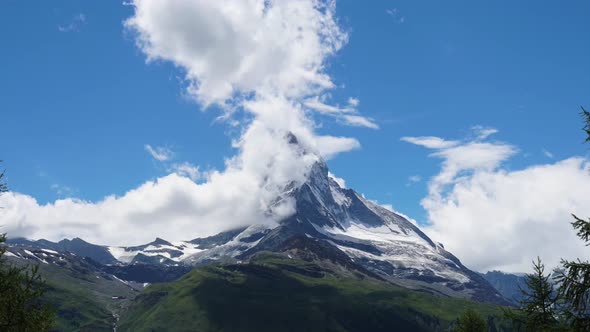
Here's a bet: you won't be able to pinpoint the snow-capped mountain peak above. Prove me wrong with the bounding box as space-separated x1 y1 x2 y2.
270 158 506 304
6 155 508 305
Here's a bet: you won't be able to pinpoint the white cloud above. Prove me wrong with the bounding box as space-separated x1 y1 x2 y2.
168 162 201 181
144 144 174 161
304 96 378 129
328 171 346 188
2 0 372 245
341 115 379 129
304 96 356 115
58 13 86 32
0 174 277 245
347 97 359 107
400 136 459 149
126 0 346 107
427 141 516 196
315 135 360 159
471 125 498 140
379 203 394 212
404 128 590 273
1 124 325 245
543 148 554 159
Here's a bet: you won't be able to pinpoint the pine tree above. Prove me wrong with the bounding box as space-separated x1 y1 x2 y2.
554 214 590 330
0 235 54 331
457 309 487 332
0 164 6 194
581 107 590 144
551 107 590 331
521 257 559 330
504 257 560 331
0 162 54 331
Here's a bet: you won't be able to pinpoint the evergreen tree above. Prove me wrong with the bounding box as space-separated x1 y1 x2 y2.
0 162 54 331
581 107 590 143
0 235 54 331
457 309 487 332
0 163 6 194
554 212 590 330
504 257 560 331
551 107 590 331
521 257 559 330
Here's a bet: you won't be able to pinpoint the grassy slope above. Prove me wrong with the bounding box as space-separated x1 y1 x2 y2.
9 255 139 331
119 252 512 332
44 287 115 332
41 262 138 331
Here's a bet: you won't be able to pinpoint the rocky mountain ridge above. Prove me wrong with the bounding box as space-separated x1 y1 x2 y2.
8 156 509 305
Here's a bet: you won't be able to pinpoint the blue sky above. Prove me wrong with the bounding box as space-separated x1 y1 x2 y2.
1 1 590 271
3 1 588 217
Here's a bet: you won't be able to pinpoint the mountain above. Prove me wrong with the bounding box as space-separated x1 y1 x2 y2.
6 238 192 284
7 237 118 264
480 271 528 305
3 150 522 329
4 244 514 331
119 251 512 332
3 246 140 331
106 226 271 267
7 157 509 306
237 160 509 305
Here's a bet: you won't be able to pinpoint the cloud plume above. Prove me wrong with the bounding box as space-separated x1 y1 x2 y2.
1 0 374 245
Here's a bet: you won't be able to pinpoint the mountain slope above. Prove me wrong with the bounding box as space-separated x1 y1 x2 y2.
227 160 509 305
7 237 118 264
481 271 527 305
119 252 511 332
4 247 140 331
7 149 509 306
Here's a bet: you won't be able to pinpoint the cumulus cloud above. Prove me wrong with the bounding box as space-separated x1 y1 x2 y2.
144 144 174 161
427 140 517 196
0 174 275 245
126 0 345 106
1 0 374 245
404 128 590 273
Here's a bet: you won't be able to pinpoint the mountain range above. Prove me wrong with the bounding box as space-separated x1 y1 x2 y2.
5 144 519 330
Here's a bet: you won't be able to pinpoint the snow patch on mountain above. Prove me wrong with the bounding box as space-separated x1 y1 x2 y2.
4 156 508 304
106 224 270 265
330 184 351 207
108 246 139 264
184 224 271 264
4 251 17 258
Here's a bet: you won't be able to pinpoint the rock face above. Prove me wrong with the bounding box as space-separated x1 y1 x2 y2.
238 160 509 305
480 271 527 305
7 157 509 305
7 237 118 264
